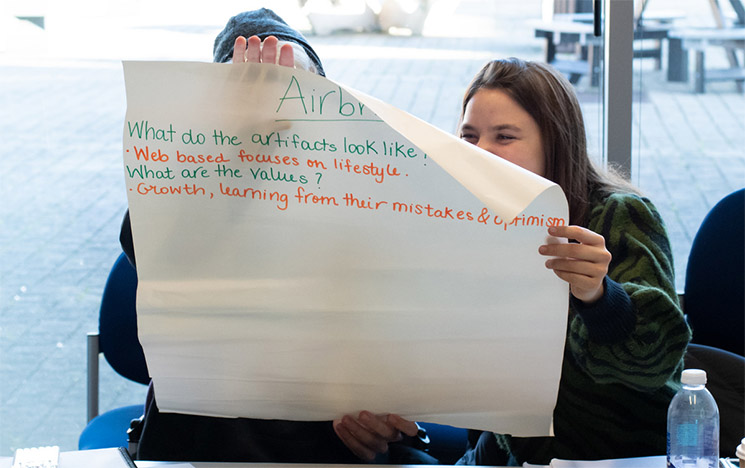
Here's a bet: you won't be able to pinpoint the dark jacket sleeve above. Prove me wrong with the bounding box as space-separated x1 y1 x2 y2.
567 193 691 392
569 276 635 343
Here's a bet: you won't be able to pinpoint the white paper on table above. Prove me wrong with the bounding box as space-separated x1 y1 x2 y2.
122 61 569 435
548 456 666 468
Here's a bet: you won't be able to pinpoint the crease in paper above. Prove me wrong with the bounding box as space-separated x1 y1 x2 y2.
122 61 569 435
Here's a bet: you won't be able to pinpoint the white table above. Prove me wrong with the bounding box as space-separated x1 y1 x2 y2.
135 463 465 468
0 455 507 468
2 449 669 467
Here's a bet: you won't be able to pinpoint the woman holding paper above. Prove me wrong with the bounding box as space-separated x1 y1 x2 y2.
454 58 691 465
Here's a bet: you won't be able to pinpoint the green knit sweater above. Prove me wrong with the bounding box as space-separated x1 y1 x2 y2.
498 192 692 465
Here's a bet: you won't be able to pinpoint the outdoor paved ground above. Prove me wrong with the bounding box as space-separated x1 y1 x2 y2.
1 0 743 456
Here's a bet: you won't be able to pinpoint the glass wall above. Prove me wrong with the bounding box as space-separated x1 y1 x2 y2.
631 0 745 291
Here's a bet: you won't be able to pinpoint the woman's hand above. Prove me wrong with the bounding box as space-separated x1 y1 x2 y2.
232 35 294 66
539 225 612 304
333 411 419 461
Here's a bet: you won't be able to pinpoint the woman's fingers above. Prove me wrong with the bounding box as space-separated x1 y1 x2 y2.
540 225 610 265
540 225 611 304
386 413 419 437
540 242 608 263
332 412 415 461
232 36 247 63
333 419 376 460
233 35 294 69
278 43 295 67
545 225 606 249
333 419 375 461
359 411 402 441
260 35 278 64
246 35 262 63
550 266 601 288
333 415 385 460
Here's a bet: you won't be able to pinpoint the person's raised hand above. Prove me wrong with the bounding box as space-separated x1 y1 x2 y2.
232 35 294 67
333 411 419 461
539 225 612 304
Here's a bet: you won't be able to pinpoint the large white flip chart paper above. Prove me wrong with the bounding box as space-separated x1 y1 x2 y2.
122 61 569 435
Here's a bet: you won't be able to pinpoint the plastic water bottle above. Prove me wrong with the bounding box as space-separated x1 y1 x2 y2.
667 368 720 468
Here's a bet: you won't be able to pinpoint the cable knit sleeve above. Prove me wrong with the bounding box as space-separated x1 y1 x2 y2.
567 193 691 392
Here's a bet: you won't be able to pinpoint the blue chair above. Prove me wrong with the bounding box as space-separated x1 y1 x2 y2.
685 343 745 457
683 188 744 357
79 252 150 451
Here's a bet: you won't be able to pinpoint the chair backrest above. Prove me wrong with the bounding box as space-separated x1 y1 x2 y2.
683 188 744 357
99 252 150 384
684 343 745 457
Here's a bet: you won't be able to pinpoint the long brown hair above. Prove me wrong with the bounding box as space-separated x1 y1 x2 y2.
460 58 636 226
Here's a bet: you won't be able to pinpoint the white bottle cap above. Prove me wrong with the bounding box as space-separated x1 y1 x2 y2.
736 437 745 464
681 369 707 385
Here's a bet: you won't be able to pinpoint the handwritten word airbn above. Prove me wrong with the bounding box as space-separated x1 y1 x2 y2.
276 76 366 117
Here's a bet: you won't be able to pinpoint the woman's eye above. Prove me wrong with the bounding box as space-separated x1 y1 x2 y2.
496 134 516 141
460 133 477 144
